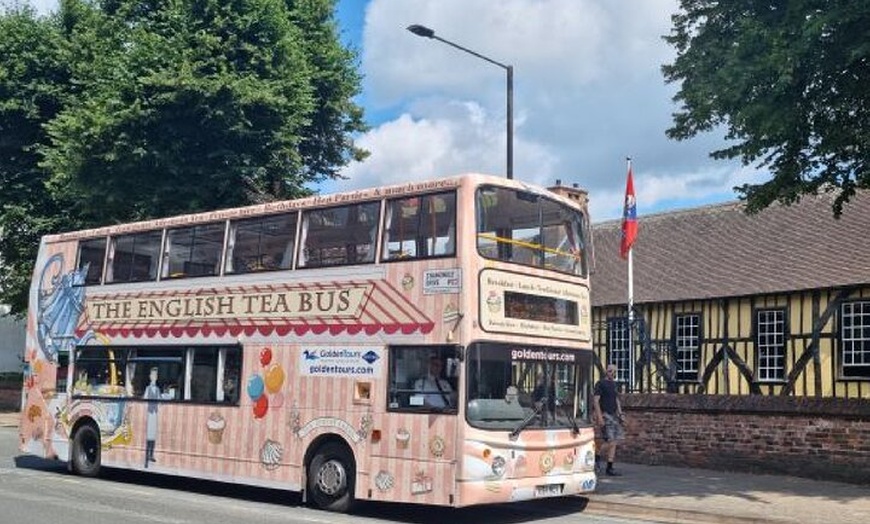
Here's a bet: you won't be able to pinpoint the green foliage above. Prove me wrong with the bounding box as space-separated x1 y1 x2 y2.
0 0 366 315
289 0 369 183
0 4 76 316
662 0 870 216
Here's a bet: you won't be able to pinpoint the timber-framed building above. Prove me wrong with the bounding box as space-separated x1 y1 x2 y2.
591 190 870 399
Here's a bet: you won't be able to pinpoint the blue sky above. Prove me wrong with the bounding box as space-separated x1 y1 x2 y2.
24 0 767 222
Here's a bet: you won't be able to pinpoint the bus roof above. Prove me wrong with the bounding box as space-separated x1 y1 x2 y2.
45 173 586 243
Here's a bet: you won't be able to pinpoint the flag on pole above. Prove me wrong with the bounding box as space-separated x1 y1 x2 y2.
619 163 637 259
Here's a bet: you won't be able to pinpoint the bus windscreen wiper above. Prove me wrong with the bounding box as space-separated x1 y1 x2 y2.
509 397 547 441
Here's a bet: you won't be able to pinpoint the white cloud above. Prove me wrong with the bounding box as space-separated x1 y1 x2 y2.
589 164 769 222
343 0 766 222
341 100 559 190
17 0 767 223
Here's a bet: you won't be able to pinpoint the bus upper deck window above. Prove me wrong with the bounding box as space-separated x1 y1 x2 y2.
163 223 225 279
106 230 163 284
383 191 457 261
226 213 297 274
77 238 107 285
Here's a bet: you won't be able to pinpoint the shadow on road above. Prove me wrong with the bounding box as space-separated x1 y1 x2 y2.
13 455 67 473
352 497 589 523
11 453 591 523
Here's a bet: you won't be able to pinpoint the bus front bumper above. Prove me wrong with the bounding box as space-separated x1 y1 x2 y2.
455 470 597 506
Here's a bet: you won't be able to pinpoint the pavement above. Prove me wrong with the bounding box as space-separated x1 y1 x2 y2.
586 462 869 524
1 411 867 523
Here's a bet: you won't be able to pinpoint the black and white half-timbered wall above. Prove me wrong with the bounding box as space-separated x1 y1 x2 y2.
592 190 870 399
549 185 870 483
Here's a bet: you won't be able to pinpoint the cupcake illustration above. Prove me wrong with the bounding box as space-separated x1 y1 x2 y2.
206 412 226 444
396 428 411 449
260 439 283 470
486 291 502 313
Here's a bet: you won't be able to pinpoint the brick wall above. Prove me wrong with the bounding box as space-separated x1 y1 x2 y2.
619 394 870 485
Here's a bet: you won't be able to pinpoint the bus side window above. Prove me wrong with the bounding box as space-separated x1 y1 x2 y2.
163 223 224 279
388 352 414 409
73 347 128 397
300 202 380 268
191 365 216 402
388 346 458 413
222 373 239 404
219 346 242 404
226 213 297 274
107 230 163 284
78 238 107 285
383 191 457 261
190 347 219 402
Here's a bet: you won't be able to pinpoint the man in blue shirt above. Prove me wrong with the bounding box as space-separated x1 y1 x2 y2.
594 364 625 476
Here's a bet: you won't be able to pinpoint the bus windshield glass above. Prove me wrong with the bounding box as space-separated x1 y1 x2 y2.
476 186 587 276
465 342 591 431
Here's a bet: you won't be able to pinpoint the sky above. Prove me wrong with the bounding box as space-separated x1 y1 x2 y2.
23 0 768 222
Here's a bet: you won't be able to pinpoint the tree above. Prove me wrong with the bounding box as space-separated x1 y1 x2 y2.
662 0 870 216
0 4 77 314
44 0 367 223
288 0 368 185
0 0 366 315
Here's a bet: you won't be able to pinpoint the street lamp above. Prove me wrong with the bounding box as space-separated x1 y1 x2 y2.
407 24 514 179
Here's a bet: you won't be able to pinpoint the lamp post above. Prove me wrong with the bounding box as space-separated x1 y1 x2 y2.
407 24 514 179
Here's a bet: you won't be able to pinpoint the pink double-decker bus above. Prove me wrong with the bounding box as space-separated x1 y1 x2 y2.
19 173 596 511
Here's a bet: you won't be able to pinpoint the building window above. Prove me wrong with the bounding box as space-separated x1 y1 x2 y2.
756 308 786 382
606 317 630 383
841 301 870 379
674 314 700 382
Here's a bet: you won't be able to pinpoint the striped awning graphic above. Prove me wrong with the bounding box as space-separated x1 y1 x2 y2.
76 280 435 339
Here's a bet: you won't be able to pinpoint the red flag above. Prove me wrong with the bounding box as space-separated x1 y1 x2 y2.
620 165 637 259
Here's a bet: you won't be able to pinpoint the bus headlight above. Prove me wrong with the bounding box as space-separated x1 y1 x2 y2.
491 455 507 478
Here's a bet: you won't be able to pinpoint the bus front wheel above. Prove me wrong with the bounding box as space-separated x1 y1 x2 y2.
308 442 355 512
71 423 101 477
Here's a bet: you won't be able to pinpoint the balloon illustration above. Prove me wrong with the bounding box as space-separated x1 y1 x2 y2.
250 346 285 420
253 394 269 418
247 374 264 401
264 363 285 394
260 347 273 366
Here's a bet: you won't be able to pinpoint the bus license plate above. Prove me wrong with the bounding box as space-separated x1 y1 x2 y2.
534 484 564 497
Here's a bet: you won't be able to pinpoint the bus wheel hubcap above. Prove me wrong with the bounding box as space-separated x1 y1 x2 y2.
82 433 97 464
317 459 346 496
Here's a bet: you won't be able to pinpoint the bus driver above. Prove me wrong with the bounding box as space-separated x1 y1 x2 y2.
415 356 453 408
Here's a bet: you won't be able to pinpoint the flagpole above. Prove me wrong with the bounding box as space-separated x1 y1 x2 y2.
619 157 638 391
626 158 635 392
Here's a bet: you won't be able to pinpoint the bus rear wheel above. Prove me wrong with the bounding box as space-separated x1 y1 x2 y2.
71 423 101 477
308 442 355 512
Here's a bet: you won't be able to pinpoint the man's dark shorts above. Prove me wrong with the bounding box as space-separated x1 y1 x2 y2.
602 413 625 442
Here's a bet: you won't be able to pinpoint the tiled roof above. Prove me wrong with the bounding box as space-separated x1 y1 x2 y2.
590 190 870 307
